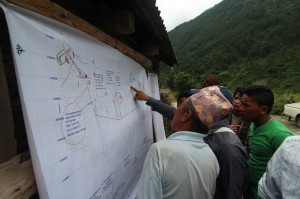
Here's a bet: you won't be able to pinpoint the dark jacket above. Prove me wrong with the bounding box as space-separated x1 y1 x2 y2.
204 126 248 199
146 97 176 120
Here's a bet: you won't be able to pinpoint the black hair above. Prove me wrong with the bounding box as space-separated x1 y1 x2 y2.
177 90 193 103
243 85 274 113
202 76 220 88
234 87 245 97
182 99 209 134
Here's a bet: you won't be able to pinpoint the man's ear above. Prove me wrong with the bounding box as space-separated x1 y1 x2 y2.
181 110 193 122
260 105 269 115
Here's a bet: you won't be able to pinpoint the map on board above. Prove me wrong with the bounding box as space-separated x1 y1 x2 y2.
1 3 155 199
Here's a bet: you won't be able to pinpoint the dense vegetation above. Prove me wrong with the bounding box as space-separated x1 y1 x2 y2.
159 0 300 114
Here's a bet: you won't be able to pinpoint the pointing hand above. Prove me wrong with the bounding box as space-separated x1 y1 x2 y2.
130 86 150 101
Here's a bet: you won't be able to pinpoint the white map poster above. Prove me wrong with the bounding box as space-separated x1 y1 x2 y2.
1 3 154 199
148 73 166 141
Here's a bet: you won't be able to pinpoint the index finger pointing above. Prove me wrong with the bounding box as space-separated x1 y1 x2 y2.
130 86 138 92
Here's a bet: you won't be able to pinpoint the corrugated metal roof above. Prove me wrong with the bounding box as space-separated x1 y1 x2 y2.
51 0 178 67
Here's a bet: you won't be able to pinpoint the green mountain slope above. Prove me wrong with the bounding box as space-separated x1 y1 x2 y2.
160 0 300 113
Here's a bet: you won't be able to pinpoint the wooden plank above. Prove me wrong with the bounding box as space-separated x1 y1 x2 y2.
112 10 135 35
0 46 17 164
136 43 159 56
5 0 153 69
0 152 37 199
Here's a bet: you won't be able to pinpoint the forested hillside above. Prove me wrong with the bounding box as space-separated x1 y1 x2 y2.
160 0 300 113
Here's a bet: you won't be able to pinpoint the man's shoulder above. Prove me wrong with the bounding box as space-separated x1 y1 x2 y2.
204 130 247 156
257 119 292 136
284 135 300 142
205 130 242 145
154 132 206 148
280 136 300 152
270 120 293 139
274 136 300 172
269 119 291 130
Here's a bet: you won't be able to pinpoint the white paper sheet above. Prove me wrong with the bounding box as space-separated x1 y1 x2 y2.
148 73 166 141
1 3 154 199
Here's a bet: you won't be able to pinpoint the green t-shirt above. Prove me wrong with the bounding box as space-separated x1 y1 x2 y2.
248 119 293 199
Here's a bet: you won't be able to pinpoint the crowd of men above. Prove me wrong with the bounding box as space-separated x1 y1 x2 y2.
131 77 299 199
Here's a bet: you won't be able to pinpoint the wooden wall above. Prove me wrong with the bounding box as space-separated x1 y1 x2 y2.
0 8 19 165
0 9 37 199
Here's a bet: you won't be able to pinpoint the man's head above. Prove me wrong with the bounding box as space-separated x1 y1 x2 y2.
240 85 274 123
171 86 233 133
233 87 245 111
202 76 220 88
176 90 193 108
171 99 208 133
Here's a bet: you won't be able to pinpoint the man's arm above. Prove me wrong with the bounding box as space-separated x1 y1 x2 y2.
258 171 279 199
258 143 283 199
259 137 300 199
131 86 176 120
146 97 176 120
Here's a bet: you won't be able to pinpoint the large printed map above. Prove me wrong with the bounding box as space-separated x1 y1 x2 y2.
1 3 154 199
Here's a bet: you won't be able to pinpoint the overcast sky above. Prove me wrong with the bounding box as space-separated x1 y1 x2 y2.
156 0 223 31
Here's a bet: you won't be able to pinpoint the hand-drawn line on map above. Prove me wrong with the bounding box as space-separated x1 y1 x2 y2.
55 43 143 143
56 44 90 87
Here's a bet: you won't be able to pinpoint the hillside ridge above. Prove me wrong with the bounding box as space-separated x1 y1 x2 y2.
160 0 300 113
